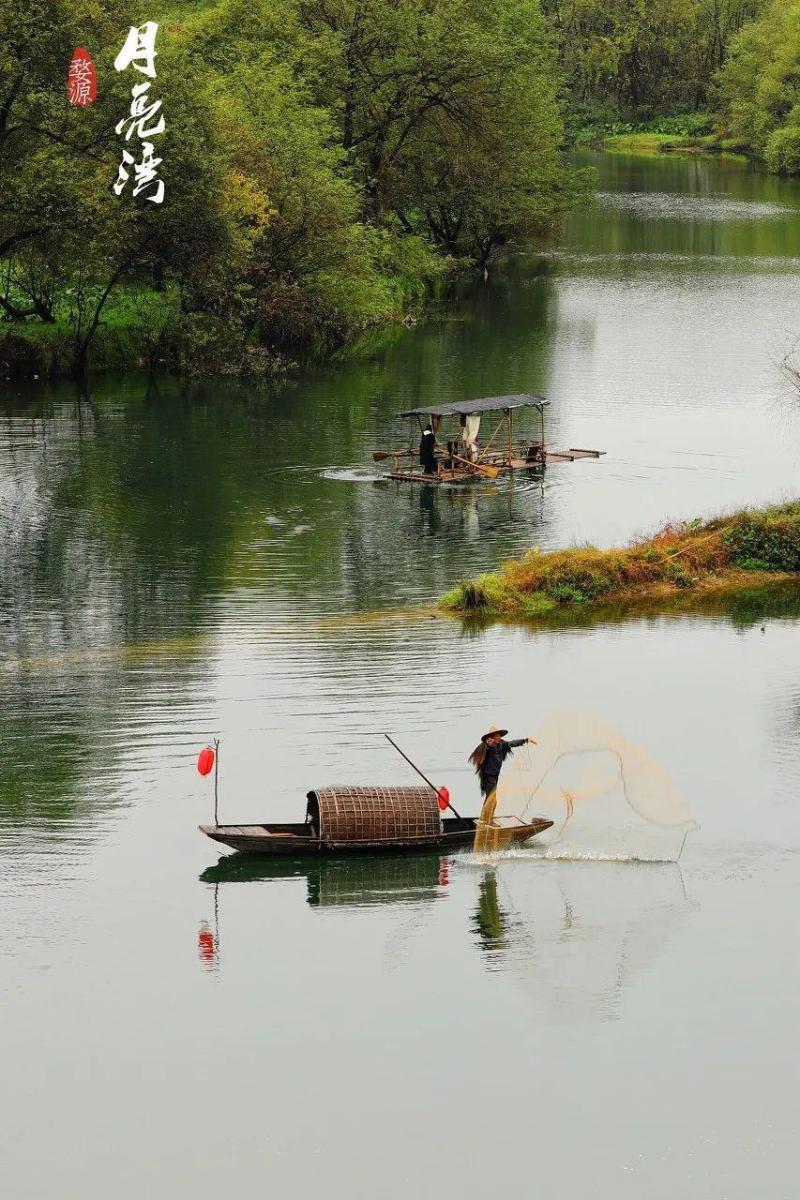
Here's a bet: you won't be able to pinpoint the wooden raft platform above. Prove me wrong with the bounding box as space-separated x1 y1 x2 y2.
389 448 604 484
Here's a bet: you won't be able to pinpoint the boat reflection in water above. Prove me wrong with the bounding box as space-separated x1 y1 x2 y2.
201 850 451 908
200 852 694 1019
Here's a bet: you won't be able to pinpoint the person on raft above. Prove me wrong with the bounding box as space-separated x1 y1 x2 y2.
419 422 437 475
469 727 536 824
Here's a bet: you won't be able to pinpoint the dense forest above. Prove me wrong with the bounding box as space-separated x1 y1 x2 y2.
1 0 799 377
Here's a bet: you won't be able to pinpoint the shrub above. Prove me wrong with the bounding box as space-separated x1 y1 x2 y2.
723 512 800 571
765 123 800 174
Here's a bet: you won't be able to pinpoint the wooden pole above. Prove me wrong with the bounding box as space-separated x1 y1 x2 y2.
540 404 545 457
383 734 462 819
507 409 513 463
450 453 499 479
213 737 220 826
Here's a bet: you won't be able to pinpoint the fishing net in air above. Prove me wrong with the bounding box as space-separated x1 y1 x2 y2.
474 710 695 861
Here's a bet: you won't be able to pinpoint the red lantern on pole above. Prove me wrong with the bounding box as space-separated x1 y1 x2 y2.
437 786 450 812
198 922 216 965
197 746 215 776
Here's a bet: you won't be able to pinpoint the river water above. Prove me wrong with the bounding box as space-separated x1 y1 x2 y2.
2 152 800 1198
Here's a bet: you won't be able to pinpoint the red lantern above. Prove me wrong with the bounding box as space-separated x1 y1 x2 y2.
197 746 215 776
198 923 217 967
437 786 450 812
67 48 97 107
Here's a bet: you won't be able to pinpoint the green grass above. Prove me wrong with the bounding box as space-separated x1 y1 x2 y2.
439 503 800 619
600 131 749 162
0 285 185 377
602 132 678 155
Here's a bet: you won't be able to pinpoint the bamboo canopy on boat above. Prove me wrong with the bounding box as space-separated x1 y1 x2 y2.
306 786 442 843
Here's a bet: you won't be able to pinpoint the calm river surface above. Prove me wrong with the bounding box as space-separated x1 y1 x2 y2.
2 152 800 1198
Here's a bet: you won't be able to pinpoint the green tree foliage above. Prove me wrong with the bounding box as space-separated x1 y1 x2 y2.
0 0 580 375
290 0 586 265
543 0 761 122
717 0 800 171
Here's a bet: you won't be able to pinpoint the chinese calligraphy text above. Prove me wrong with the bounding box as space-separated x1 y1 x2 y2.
112 22 165 204
67 48 97 107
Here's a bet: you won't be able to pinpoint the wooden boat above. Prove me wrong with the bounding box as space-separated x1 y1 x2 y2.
199 786 553 856
373 394 604 485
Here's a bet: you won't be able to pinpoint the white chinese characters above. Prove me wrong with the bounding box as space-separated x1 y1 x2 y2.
113 23 165 204
113 21 159 78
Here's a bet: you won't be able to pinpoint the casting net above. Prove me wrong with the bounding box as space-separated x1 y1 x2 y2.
473 710 695 860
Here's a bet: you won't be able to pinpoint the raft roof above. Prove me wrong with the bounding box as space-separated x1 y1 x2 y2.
397 394 548 418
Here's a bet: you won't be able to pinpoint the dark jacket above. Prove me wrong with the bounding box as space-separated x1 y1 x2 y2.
419 427 436 472
480 738 527 795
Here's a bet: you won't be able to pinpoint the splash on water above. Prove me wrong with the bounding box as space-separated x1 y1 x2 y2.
319 467 381 483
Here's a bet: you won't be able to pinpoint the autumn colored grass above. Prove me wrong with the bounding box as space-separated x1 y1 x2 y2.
439 503 800 618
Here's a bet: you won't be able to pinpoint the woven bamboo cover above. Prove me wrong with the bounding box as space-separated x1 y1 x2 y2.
313 787 441 842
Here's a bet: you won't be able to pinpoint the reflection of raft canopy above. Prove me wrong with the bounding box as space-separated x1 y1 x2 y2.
380 393 603 485
305 852 442 908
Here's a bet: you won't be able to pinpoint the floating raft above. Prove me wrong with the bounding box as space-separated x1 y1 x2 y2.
377 395 604 485
388 448 603 484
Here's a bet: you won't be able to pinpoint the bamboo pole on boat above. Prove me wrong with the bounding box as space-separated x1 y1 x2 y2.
383 734 462 819
213 737 220 826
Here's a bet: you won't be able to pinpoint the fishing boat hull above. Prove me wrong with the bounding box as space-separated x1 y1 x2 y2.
199 816 553 856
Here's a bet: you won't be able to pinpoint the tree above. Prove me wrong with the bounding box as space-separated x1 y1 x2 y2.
718 0 800 171
295 0 581 263
542 0 763 122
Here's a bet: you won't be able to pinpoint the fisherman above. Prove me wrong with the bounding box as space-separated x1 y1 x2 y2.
419 422 437 475
469 727 535 824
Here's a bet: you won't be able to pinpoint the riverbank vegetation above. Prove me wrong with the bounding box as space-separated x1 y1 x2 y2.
549 0 762 131
557 0 800 175
0 0 588 378
6 0 800 380
440 503 800 618
717 0 800 172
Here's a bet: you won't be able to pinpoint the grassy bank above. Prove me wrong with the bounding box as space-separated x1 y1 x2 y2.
575 115 751 161
601 130 749 160
440 503 800 619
